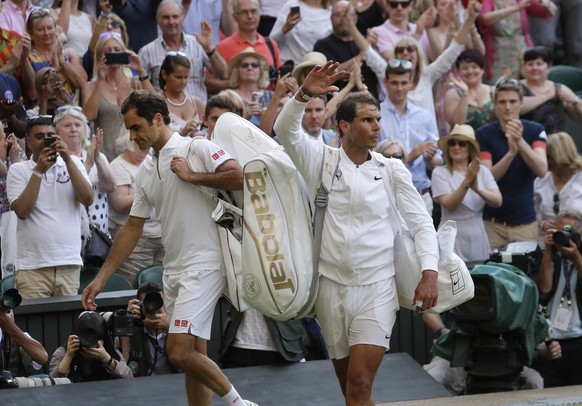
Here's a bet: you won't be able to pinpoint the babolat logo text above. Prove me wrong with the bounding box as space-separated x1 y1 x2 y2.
245 171 296 294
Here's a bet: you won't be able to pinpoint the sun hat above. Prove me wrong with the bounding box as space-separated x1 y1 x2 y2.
437 124 480 153
227 47 269 78
291 52 327 81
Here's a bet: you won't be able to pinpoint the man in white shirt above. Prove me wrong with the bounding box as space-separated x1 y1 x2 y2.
7 115 93 298
82 91 257 406
273 62 439 406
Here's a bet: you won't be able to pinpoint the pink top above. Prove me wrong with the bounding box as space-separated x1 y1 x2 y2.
372 20 430 62
0 0 38 36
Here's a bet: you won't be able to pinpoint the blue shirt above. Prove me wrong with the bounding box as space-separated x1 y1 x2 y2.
476 120 547 224
183 0 223 47
379 99 439 191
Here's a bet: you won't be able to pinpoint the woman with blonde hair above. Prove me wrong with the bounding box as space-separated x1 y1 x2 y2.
27 8 88 105
54 105 116 234
82 32 153 161
228 47 273 126
432 124 501 262
534 132 582 244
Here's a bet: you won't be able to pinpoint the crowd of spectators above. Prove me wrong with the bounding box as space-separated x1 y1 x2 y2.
1 0 581 395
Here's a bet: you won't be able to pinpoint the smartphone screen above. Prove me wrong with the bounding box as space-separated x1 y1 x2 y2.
105 52 130 65
290 6 300 16
44 136 56 149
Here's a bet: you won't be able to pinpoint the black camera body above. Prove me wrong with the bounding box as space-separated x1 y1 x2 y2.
110 309 136 337
553 225 582 251
139 291 164 320
0 370 18 389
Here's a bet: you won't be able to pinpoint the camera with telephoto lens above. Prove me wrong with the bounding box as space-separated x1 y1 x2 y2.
0 370 71 389
553 225 582 251
0 289 22 312
77 328 99 349
138 291 164 321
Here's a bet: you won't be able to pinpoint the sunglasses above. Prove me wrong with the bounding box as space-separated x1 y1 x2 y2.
496 78 521 89
106 21 121 28
395 45 416 54
29 8 51 18
447 139 469 147
28 114 52 123
99 32 122 40
56 105 83 115
387 0 412 8
167 51 187 57
382 152 405 160
553 193 560 215
388 59 413 70
240 62 260 69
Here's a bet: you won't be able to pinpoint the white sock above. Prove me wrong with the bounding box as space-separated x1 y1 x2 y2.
222 386 243 405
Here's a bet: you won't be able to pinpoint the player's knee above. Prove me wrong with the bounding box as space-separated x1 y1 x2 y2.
347 373 374 400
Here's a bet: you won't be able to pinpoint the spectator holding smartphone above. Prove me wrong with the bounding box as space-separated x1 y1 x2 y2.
7 115 93 298
82 32 153 161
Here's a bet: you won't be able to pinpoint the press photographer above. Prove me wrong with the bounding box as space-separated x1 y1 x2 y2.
49 311 132 382
118 282 178 377
0 289 48 379
534 209 582 387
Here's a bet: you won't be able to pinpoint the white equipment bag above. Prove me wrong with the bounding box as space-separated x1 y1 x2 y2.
242 148 317 320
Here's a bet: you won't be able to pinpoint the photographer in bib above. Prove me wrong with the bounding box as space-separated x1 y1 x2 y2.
534 209 582 387
118 282 179 377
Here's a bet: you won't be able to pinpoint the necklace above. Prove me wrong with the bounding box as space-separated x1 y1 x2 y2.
105 75 123 92
164 91 187 107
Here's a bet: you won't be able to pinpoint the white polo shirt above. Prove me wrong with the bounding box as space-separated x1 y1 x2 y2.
7 156 90 270
130 133 233 275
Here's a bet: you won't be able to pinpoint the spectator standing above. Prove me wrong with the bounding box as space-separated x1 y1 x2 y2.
108 139 165 287
139 0 227 104
51 0 96 56
100 0 161 52
520 46 582 134
7 115 93 298
182 0 237 47
0 0 38 36
212 0 282 94
370 0 434 62
476 79 547 250
54 106 116 234
82 91 258 406
159 52 204 137
313 0 379 99
269 0 333 65
27 9 87 105
478 0 556 83
433 124 501 262
82 32 153 161
378 60 440 214
444 50 495 131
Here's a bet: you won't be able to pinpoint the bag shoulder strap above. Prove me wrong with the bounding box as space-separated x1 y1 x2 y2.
176 137 242 216
312 145 340 270
265 37 276 68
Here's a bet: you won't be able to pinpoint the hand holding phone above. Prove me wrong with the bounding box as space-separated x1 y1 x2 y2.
44 136 56 149
105 52 130 65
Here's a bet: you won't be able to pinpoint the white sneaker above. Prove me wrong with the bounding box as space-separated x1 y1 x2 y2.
244 401 259 406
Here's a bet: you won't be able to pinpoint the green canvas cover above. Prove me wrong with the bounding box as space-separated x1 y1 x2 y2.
432 263 548 367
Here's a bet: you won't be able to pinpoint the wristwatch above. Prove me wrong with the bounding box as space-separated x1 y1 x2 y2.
298 86 314 102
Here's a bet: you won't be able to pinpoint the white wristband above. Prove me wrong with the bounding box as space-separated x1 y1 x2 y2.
32 170 43 178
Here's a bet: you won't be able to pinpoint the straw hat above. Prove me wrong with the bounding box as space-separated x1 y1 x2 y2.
437 124 480 153
227 47 268 78
292 52 327 81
